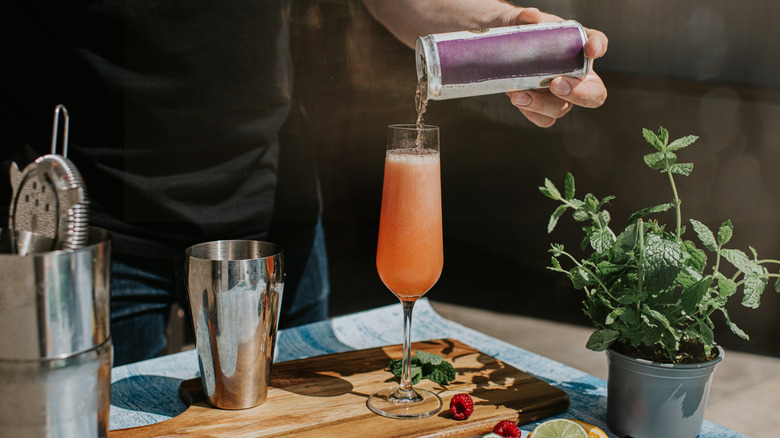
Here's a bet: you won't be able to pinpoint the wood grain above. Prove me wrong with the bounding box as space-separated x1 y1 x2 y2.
110 339 569 437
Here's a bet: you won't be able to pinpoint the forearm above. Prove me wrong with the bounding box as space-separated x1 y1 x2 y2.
359 0 524 48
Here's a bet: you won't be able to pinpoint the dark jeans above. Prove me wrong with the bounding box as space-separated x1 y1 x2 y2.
110 221 330 366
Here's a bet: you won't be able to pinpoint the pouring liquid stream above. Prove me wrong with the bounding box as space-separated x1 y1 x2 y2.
414 76 428 149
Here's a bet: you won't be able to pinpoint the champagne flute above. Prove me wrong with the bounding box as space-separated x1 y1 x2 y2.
367 124 443 419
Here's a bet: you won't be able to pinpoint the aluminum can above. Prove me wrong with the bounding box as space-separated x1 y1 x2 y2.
416 20 589 100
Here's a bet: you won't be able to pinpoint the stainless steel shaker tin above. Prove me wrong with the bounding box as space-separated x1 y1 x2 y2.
0 226 111 437
0 340 112 437
185 240 285 409
0 227 111 360
416 20 589 100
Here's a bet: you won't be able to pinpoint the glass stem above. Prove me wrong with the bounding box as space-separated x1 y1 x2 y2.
398 299 417 397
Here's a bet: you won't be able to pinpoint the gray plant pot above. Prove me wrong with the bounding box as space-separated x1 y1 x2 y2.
606 346 724 438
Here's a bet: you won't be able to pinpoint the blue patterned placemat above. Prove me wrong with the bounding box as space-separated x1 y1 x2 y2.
110 299 746 437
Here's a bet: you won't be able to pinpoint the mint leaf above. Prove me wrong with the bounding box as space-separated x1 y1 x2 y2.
410 366 422 384
643 151 676 171
589 228 614 254
682 240 707 272
388 358 406 375
642 305 676 336
690 219 717 252
584 193 599 212
548 204 568 233
414 350 442 365
618 307 639 325
676 267 702 288
627 202 673 225
388 358 422 385
667 135 699 151
713 274 738 308
642 233 684 290
425 361 456 385
640 316 667 348
549 256 563 271
667 163 693 176
720 308 749 340
564 172 575 200
642 128 665 151
596 260 625 278
698 319 715 345
573 207 590 222
657 126 669 146
598 210 611 228
721 248 761 275
742 275 768 309
599 195 616 209
539 178 561 200
616 288 648 305
570 266 596 289
612 222 638 263
717 220 733 246
682 276 712 314
605 307 624 325
586 329 620 351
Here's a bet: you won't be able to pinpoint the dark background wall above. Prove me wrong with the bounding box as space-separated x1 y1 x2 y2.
284 0 780 358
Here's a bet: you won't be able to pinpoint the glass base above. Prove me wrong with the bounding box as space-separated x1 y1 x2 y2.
366 387 443 419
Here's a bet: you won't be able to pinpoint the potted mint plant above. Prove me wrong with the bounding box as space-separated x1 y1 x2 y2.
540 127 779 438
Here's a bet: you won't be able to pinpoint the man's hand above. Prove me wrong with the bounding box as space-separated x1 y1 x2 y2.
500 8 608 128
360 1 608 128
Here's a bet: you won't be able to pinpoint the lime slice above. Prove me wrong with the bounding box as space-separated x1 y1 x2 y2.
569 419 609 438
531 419 588 438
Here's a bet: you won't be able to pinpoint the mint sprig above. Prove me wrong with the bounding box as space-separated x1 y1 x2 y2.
388 350 456 385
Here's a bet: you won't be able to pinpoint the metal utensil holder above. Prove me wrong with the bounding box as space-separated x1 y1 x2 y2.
0 227 111 438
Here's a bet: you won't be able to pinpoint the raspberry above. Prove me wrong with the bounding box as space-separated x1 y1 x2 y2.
449 393 474 420
493 420 521 438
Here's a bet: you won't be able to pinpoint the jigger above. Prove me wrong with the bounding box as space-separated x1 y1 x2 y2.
185 240 284 409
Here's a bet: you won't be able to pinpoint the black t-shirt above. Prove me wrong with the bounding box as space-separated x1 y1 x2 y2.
2 1 318 258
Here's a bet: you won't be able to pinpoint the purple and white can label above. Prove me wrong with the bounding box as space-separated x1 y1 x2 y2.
416 20 589 100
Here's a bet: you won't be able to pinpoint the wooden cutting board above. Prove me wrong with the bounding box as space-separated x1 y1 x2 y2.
110 339 569 437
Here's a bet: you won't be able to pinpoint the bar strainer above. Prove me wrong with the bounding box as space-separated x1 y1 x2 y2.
8 105 89 254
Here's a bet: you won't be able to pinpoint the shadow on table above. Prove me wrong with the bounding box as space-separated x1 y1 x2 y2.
111 375 188 417
554 380 609 432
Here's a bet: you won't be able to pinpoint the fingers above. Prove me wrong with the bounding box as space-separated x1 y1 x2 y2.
508 90 573 128
507 71 607 128
584 29 608 60
550 73 607 109
517 108 562 129
501 7 562 26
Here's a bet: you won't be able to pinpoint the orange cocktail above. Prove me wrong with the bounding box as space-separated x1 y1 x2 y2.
367 124 443 419
376 148 443 300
